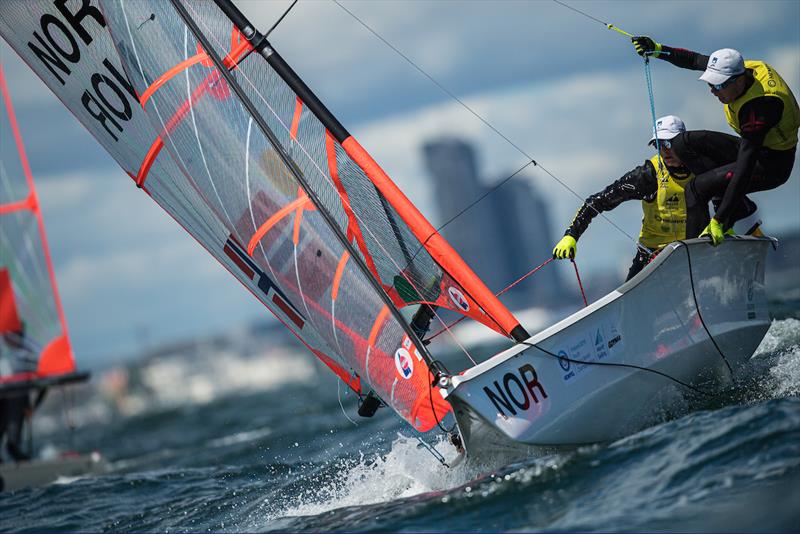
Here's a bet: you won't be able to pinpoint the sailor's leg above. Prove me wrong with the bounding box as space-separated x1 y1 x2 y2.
625 247 651 281
685 163 736 238
4 395 30 462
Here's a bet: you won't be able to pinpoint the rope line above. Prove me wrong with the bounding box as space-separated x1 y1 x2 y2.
427 257 554 342
331 0 643 252
520 340 714 397
571 259 588 307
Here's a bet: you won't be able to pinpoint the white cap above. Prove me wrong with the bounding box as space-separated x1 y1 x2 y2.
699 48 745 85
649 115 686 144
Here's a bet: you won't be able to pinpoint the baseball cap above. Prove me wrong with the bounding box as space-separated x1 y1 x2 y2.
649 115 686 144
699 48 745 85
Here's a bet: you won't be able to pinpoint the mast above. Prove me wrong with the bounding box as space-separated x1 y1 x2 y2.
168 0 439 366
212 0 529 343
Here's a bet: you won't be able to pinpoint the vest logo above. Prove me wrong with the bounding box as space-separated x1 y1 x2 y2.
394 348 414 379
447 287 470 312
666 194 680 204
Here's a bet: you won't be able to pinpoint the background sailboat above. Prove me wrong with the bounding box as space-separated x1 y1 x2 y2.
0 64 104 492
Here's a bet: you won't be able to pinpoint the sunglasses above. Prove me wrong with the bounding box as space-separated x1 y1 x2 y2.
649 139 672 149
708 75 740 91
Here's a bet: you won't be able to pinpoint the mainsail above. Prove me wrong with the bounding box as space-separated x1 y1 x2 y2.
0 0 527 431
0 64 86 393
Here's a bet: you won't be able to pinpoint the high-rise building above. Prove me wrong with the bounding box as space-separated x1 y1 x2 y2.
422 139 509 298
422 138 563 310
488 176 564 307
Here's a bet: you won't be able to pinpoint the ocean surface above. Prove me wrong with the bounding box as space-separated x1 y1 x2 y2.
1 318 799 532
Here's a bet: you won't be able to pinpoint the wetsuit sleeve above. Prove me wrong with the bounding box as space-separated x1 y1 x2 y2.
564 162 657 240
670 130 740 175
657 45 709 71
714 97 784 225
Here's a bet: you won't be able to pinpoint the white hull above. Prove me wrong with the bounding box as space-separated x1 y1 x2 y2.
0 452 108 492
444 237 772 455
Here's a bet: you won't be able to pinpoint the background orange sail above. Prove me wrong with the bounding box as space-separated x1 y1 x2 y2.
0 64 77 383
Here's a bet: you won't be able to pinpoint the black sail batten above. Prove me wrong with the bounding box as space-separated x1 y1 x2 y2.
168 0 435 367
215 0 444 340
217 2 423 280
212 0 350 143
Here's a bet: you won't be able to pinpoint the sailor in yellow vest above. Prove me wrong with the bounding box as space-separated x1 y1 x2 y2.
631 39 800 245
552 116 750 281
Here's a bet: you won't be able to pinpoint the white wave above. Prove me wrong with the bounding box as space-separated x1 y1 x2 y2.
752 318 800 397
259 434 486 521
753 318 800 356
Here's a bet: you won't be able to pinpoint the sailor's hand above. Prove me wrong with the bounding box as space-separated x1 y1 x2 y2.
553 235 577 259
700 218 725 246
632 36 661 58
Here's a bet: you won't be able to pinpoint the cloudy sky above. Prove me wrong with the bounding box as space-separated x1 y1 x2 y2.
2 0 798 367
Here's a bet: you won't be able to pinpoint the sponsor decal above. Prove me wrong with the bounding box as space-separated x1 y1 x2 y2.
394 348 414 379
607 335 621 349
482 364 548 417
557 350 571 371
447 286 470 312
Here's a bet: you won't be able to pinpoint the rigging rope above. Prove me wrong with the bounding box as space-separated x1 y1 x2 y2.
331 0 644 253
571 259 588 307
426 256 555 342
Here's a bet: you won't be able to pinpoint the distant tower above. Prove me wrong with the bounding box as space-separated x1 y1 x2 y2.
423 138 564 310
488 176 564 307
422 139 509 297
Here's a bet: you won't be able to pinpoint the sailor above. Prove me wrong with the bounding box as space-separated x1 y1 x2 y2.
631 38 800 244
0 327 36 462
552 116 753 281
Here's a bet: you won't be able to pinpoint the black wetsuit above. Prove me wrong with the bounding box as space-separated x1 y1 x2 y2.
657 46 797 236
0 393 31 462
564 130 751 281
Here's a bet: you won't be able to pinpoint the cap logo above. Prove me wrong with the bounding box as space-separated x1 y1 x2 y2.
710 56 718 66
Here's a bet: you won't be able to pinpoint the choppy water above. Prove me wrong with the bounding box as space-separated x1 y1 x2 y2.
1 319 799 532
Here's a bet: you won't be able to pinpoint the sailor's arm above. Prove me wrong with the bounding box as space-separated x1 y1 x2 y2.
631 37 709 71
565 162 657 239
714 97 783 226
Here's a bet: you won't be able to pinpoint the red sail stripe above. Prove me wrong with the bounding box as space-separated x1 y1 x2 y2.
325 131 382 282
331 251 350 301
140 36 252 106
0 194 35 215
248 196 310 256
290 96 303 140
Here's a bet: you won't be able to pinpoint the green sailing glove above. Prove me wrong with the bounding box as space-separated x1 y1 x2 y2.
700 218 725 246
632 36 662 58
553 235 577 260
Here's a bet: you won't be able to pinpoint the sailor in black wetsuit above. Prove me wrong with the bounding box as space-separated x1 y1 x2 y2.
0 328 35 462
552 116 751 281
631 38 800 244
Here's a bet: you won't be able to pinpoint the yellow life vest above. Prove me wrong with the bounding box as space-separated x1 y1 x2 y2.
639 155 693 250
724 60 800 151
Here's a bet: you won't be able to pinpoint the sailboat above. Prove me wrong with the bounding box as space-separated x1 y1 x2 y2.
0 65 106 491
0 1 772 459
